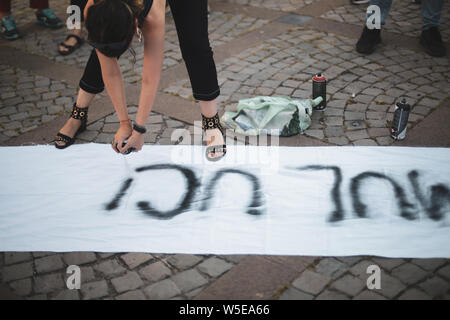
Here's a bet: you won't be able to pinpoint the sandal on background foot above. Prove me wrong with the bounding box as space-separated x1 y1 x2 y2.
55 103 88 149
58 34 84 56
202 112 227 162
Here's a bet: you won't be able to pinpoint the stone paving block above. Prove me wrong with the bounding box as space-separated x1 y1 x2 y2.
353 290 386 300
197 257 234 278
80 266 95 284
279 287 314 300
167 254 203 270
371 257 405 272
81 280 109 300
316 289 350 300
2 262 34 282
9 278 32 296
305 129 324 140
368 127 390 137
115 290 146 300
292 270 330 295
94 260 126 277
411 259 447 272
34 273 65 294
378 273 407 299
398 288 431 300
327 137 349 146
52 290 80 300
353 139 378 146
344 111 365 121
172 269 208 293
418 276 449 298
63 252 97 266
35 254 65 274
314 258 348 279
144 279 181 300
331 274 366 296
345 129 369 141
4 252 32 265
222 255 247 264
139 261 172 282
336 257 363 267
391 263 429 286
120 253 153 269
350 259 376 280
437 265 450 280
111 272 144 293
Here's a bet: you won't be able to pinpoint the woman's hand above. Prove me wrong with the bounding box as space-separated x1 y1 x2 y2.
119 130 145 154
112 121 132 153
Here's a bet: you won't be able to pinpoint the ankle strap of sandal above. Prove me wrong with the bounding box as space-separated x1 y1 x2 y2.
71 103 88 120
202 112 223 132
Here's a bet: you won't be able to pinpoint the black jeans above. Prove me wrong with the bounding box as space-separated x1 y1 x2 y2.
79 0 220 101
71 0 87 22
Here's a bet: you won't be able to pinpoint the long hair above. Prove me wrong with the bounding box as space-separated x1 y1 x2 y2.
86 0 144 58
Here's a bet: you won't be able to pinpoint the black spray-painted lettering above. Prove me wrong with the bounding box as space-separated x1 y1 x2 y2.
295 166 344 222
105 164 448 223
408 170 450 221
350 171 417 220
200 169 264 216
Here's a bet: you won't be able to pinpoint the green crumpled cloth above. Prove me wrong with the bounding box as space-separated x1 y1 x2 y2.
221 96 323 136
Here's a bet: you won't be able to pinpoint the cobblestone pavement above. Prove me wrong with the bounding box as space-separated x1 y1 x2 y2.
165 27 450 146
5 7 269 81
224 0 320 12
321 0 450 41
0 64 77 142
1 0 449 300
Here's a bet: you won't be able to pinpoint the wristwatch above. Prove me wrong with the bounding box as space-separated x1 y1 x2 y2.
132 121 147 134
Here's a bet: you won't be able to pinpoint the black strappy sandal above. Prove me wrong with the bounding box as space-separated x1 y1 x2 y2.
202 112 227 162
55 103 88 149
58 34 84 56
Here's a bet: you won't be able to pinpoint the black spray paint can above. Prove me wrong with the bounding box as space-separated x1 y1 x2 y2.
390 98 411 140
312 73 326 110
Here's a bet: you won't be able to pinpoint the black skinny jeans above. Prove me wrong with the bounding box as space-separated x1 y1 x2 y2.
71 0 87 21
79 0 220 101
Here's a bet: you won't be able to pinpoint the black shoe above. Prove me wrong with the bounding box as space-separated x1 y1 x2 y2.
356 26 381 54
420 26 447 57
55 103 88 149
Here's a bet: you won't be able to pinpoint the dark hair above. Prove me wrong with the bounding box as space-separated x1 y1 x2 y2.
86 0 143 58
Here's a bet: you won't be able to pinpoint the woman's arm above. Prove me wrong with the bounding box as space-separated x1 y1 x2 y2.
135 0 166 127
119 0 166 153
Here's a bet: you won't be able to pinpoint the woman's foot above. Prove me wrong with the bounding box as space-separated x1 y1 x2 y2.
55 104 88 149
202 113 227 161
58 29 83 55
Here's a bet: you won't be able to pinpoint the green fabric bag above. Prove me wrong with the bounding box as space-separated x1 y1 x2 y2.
221 96 323 136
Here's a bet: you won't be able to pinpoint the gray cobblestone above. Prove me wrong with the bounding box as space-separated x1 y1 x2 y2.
4 252 32 265
94 260 126 277
411 259 447 272
167 255 203 270
315 258 348 279
115 290 146 300
292 270 330 295
111 272 144 293
279 287 314 300
2 262 34 282
120 253 153 269
81 280 109 300
35 254 65 274
316 289 350 300
144 279 181 300
34 273 65 294
197 257 233 278
391 263 429 285
418 276 450 298
172 269 208 293
398 288 431 300
63 252 97 266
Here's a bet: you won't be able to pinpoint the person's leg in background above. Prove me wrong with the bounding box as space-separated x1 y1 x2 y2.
420 0 446 57
31 0 63 29
168 0 225 160
58 0 87 55
0 0 20 40
356 0 392 54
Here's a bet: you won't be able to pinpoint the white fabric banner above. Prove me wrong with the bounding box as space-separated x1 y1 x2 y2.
0 144 449 258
